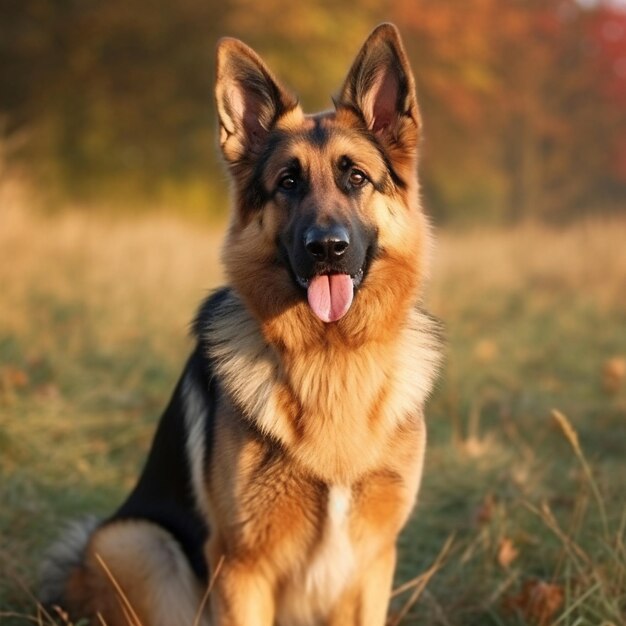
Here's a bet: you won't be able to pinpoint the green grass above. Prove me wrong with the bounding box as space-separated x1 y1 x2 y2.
1 194 625 624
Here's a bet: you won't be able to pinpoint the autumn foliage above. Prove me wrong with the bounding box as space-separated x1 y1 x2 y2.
1 0 625 222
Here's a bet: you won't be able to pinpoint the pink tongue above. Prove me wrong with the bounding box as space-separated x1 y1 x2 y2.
307 274 354 323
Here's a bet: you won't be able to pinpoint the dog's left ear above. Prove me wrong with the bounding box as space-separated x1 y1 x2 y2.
216 38 298 164
339 24 420 151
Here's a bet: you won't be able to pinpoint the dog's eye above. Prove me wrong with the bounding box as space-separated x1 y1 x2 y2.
278 174 297 191
349 169 367 187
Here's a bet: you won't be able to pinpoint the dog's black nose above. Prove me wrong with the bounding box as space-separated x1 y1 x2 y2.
304 225 350 262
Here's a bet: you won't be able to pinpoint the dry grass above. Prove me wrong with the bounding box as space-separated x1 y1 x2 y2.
431 217 626 314
1 180 625 624
0 180 223 346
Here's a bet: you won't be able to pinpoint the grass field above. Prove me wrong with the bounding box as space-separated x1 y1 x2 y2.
1 180 625 625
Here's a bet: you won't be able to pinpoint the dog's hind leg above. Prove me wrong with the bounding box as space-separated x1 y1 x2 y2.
56 519 209 626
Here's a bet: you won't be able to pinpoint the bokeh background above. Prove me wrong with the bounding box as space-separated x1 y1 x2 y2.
2 0 626 221
1 1 626 625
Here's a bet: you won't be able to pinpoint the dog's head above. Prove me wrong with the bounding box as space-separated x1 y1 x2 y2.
215 24 430 346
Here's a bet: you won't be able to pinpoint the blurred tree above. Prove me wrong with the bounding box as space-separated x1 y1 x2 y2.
394 0 504 221
394 0 626 221
494 0 626 220
0 0 624 220
223 0 387 110
585 6 626 193
0 0 226 200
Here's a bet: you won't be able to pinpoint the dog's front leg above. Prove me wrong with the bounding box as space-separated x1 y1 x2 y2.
208 558 275 626
327 546 396 626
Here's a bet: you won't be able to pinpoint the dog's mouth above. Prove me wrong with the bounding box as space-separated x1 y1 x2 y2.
295 269 364 323
278 229 376 324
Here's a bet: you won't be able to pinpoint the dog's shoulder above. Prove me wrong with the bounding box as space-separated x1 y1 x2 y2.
191 286 234 340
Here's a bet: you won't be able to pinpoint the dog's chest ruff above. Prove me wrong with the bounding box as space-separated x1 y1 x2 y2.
203 290 441 483
277 485 354 626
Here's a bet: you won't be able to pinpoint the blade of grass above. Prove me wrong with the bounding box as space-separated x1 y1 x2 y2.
550 582 601 625
0 613 49 625
551 410 609 541
388 535 455 626
0 552 57 625
192 555 224 626
94 553 142 626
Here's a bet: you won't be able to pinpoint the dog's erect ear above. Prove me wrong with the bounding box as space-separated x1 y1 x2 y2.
339 24 420 148
216 38 298 163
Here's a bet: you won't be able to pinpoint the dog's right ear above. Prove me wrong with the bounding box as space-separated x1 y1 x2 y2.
215 39 298 164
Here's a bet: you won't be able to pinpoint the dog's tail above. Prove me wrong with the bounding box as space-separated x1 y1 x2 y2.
39 516 100 607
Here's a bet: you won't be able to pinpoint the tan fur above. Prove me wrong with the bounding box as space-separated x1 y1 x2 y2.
42 23 442 626
65 521 209 626
205 291 438 483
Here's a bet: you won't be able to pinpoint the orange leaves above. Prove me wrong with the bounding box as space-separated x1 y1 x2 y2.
393 0 501 126
473 339 499 364
474 492 496 526
391 0 626 219
0 366 30 404
602 356 626 394
0 366 29 392
472 493 519 569
497 537 519 569
471 494 562 624
505 579 564 626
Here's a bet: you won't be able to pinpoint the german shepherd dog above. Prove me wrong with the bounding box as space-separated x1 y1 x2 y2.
40 23 441 626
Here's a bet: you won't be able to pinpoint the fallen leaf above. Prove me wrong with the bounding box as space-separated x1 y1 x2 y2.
497 537 519 569
602 356 626 394
474 339 499 363
505 578 564 625
0 366 29 391
35 383 61 399
474 493 495 526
